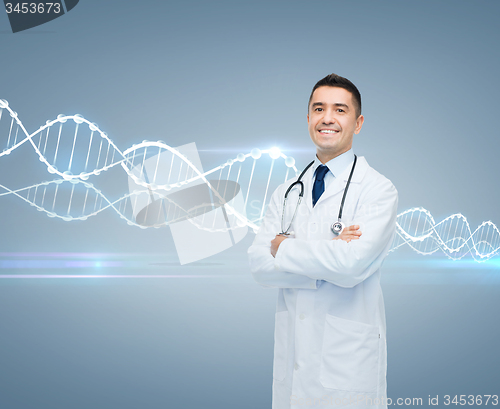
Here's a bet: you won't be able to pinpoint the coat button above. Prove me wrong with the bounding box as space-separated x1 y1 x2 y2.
294 363 299 371
299 314 305 320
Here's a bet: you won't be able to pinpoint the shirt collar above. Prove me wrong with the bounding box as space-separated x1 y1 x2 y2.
312 148 355 179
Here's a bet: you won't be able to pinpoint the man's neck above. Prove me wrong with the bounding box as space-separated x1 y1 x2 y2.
316 148 351 164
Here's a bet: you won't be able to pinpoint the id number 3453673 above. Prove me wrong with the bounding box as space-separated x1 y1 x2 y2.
5 3 61 14
443 395 498 406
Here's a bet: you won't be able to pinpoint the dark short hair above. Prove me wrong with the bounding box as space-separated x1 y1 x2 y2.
308 73 362 117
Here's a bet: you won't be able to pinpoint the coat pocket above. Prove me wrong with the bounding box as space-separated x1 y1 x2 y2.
273 311 288 381
319 314 379 392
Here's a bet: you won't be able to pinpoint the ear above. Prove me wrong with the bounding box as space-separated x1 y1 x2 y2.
307 113 309 124
354 114 364 134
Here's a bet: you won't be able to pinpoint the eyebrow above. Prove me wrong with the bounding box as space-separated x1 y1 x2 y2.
311 102 350 109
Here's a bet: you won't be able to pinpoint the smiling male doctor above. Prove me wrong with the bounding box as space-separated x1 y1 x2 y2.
248 74 398 408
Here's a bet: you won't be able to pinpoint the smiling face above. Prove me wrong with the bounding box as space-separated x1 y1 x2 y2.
307 86 364 163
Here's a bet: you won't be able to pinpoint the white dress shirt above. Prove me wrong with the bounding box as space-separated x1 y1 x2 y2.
311 148 355 207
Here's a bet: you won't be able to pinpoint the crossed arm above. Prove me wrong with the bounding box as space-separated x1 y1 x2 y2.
270 224 362 258
247 178 398 289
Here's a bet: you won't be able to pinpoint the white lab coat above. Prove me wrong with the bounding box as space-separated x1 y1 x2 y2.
248 156 398 409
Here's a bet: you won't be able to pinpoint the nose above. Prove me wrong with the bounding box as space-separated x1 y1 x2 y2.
321 108 337 125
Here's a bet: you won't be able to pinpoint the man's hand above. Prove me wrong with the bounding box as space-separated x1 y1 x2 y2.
333 224 362 243
271 234 288 258
271 225 361 258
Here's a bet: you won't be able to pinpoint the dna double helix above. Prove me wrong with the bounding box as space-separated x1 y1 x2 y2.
1 98 498 261
0 99 298 232
392 208 500 261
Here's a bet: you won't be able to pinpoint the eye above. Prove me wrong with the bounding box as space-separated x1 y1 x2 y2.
337 108 345 113
314 107 323 112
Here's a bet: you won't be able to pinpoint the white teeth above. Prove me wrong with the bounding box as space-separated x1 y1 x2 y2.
319 130 338 134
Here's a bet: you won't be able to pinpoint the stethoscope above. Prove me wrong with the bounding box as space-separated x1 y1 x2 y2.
279 155 357 236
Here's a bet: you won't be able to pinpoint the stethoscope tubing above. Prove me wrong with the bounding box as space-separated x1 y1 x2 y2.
337 154 357 222
280 160 314 235
280 155 357 236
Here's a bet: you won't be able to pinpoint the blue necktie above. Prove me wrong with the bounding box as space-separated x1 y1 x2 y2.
312 165 329 207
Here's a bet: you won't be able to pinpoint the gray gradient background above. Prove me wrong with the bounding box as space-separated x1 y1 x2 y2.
1 1 499 408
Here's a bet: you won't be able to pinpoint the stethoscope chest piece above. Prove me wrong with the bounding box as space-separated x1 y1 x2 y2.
331 221 344 235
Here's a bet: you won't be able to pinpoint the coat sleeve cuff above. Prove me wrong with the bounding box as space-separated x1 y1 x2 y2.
274 237 291 271
274 239 318 289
